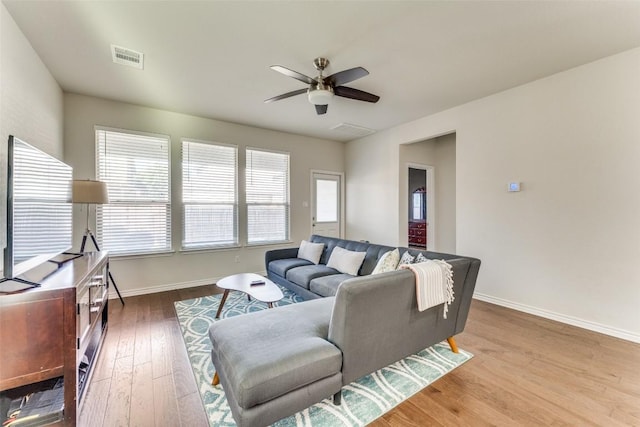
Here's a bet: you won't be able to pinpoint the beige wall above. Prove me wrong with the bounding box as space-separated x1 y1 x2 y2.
64 93 345 296
0 3 63 261
346 48 640 342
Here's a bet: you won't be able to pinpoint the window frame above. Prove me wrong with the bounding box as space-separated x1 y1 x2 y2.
95 126 172 257
181 138 239 251
245 147 291 246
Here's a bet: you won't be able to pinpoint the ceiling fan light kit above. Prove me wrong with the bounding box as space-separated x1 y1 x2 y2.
308 87 334 105
266 57 380 115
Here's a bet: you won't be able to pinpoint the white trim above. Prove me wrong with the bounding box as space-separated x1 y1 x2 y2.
94 124 169 141
473 292 640 344
310 170 345 238
107 270 268 299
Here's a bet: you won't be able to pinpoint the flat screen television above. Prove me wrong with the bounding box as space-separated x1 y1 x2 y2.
0 135 73 292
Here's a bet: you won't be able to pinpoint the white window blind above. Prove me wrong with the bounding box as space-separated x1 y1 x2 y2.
182 140 238 249
96 128 171 256
246 148 290 244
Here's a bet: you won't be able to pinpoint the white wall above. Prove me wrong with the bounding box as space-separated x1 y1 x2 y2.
64 93 345 296
434 134 456 253
346 48 640 342
345 131 400 246
0 3 63 259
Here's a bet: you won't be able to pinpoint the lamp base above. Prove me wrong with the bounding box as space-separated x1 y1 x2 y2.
80 229 125 306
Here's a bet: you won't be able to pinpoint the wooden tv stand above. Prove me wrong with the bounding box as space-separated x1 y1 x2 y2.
0 251 109 426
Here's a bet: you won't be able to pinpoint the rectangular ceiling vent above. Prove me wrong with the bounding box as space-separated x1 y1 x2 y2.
330 123 376 139
111 44 144 69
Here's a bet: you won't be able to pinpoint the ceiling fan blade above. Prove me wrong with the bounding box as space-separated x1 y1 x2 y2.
264 88 307 103
325 67 369 86
334 86 380 103
315 104 328 115
270 65 316 85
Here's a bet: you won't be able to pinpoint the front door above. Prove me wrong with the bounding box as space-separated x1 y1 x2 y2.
311 172 342 238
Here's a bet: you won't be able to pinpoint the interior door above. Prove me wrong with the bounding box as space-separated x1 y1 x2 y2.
311 172 341 238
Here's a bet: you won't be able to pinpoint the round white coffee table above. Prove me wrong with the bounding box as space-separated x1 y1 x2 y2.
214 273 284 319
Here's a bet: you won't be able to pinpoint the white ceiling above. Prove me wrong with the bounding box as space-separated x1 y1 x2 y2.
4 1 640 142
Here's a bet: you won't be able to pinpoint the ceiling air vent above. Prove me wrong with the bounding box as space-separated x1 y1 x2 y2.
330 123 376 139
111 44 144 69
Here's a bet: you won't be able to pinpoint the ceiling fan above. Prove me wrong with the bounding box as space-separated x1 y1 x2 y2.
265 57 380 115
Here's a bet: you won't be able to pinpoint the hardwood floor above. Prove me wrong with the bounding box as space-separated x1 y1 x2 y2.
80 287 640 426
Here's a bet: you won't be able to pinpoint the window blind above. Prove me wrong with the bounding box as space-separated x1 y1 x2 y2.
182 140 238 249
246 148 290 244
96 128 171 256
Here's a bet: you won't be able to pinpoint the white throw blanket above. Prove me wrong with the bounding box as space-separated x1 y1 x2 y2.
400 259 454 318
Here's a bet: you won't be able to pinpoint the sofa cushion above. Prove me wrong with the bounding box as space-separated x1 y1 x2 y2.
398 250 415 267
286 265 340 289
297 240 324 264
209 298 341 409
372 248 400 274
269 258 313 278
309 235 394 275
309 273 354 297
327 246 366 275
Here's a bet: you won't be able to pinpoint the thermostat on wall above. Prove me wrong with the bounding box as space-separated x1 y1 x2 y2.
508 182 521 192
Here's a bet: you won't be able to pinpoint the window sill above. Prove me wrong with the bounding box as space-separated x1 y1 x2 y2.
245 240 294 248
110 250 175 260
179 245 242 254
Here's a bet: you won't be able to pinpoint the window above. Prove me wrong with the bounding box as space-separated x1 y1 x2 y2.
246 148 290 244
182 140 238 249
96 128 171 256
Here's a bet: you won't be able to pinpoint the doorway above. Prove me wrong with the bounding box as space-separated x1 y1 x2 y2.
408 165 434 250
311 171 343 238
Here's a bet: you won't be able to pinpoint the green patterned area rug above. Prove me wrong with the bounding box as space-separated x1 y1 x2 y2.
174 286 472 426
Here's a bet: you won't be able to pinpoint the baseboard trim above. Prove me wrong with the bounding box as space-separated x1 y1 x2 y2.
106 270 268 300
473 293 640 344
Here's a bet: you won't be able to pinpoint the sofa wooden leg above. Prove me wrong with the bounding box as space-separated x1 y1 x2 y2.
212 372 220 386
447 336 459 353
333 390 342 406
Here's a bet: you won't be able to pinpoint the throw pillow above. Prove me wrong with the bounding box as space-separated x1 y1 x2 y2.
297 240 324 264
398 251 415 267
327 246 367 276
415 252 428 263
372 248 400 274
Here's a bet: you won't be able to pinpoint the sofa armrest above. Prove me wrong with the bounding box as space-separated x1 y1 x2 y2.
328 257 479 385
328 270 420 384
265 247 300 266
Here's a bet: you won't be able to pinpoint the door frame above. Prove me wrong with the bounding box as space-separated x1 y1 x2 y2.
310 170 345 238
407 163 435 251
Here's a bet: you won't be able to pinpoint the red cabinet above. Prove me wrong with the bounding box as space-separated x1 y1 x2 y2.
408 221 427 249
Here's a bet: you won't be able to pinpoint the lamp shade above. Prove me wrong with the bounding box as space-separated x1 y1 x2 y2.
72 180 109 204
308 88 334 105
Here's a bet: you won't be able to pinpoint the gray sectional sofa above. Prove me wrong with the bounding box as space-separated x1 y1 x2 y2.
209 235 481 427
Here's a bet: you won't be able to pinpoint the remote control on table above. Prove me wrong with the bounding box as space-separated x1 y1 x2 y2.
250 280 265 286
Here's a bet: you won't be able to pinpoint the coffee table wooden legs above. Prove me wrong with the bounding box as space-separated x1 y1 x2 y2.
215 289 279 318
215 290 230 319
447 336 459 353
212 372 219 386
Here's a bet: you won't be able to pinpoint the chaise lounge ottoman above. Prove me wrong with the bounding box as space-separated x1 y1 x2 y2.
208 297 343 427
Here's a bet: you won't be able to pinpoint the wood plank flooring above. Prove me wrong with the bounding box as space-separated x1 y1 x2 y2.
79 286 640 426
